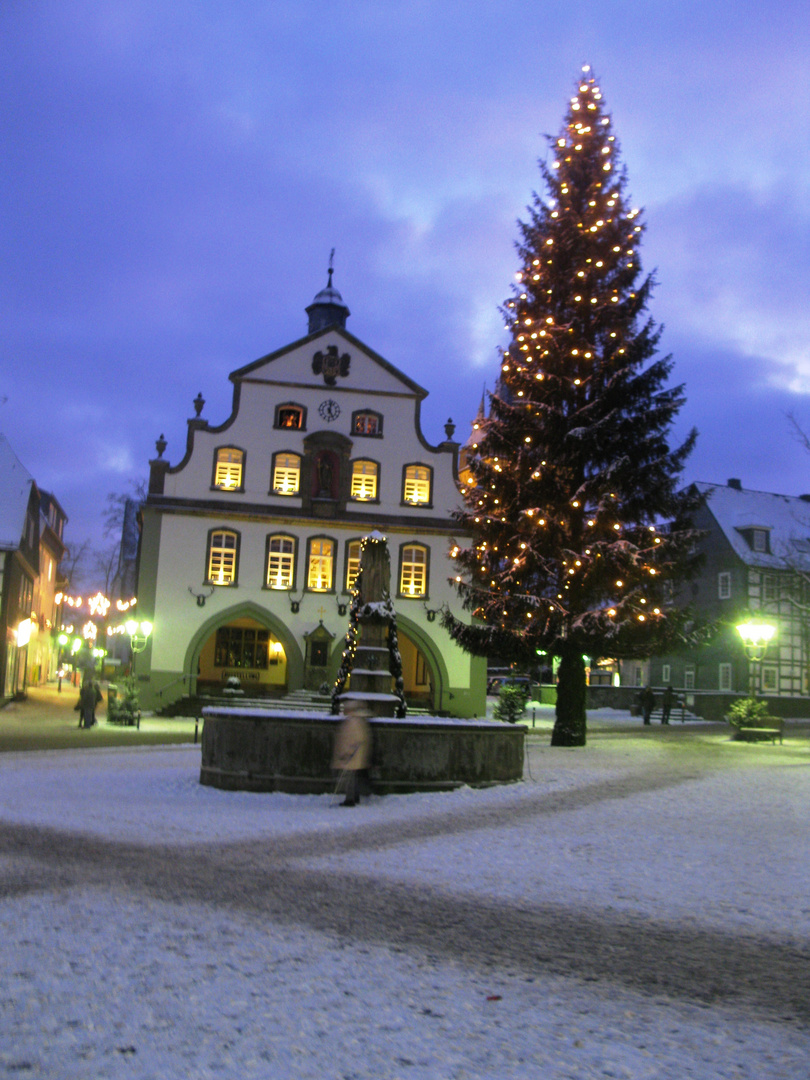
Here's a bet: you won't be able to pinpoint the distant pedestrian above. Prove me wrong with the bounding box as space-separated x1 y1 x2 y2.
77 676 96 729
640 685 655 725
332 700 372 807
661 685 675 725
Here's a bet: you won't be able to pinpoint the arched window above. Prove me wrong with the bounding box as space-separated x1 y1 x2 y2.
352 410 383 437
350 459 378 501
213 447 244 491
266 534 297 590
206 529 239 585
399 543 429 597
402 464 432 506
271 452 301 494
345 539 362 592
307 537 335 591
275 403 306 430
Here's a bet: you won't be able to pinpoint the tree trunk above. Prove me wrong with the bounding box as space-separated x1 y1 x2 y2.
551 649 587 746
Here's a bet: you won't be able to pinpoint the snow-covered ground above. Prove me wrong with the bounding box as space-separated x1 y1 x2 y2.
0 712 808 1079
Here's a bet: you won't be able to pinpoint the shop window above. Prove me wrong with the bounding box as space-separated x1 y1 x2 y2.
350 459 378 501
399 544 428 597
275 403 306 430
307 537 335 591
272 452 301 494
207 530 239 585
402 464 432 505
213 447 244 491
352 410 383 437
266 534 296 590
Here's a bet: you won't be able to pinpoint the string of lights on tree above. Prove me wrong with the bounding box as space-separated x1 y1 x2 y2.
443 67 703 744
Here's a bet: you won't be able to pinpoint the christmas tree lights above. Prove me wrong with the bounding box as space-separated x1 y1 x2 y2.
443 68 702 747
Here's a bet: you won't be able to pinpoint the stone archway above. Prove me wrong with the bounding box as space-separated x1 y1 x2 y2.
387 613 450 715
184 601 304 695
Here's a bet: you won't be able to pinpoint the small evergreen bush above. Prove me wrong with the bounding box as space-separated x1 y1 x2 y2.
107 677 140 726
494 683 529 724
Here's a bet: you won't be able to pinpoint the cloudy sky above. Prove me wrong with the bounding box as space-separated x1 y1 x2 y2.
3 1 810 553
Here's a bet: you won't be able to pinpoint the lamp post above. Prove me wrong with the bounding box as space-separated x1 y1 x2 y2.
125 619 153 676
736 621 775 697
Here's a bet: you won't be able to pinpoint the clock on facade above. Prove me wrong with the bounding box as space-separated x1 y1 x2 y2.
318 399 341 422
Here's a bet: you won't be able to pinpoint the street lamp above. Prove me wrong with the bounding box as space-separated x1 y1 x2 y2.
125 620 153 676
736 620 775 697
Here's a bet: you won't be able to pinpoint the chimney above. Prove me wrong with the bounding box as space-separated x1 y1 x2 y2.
727 478 742 490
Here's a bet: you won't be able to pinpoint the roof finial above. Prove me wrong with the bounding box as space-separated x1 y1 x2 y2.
328 247 335 288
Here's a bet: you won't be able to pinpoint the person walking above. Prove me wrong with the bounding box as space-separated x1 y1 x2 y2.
332 700 372 807
661 684 675 725
77 676 96 729
640 685 656 726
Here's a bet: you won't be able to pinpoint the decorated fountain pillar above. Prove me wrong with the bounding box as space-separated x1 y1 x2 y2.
331 531 407 718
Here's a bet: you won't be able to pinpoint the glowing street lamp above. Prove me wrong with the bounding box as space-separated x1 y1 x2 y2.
736 620 776 696
125 620 153 675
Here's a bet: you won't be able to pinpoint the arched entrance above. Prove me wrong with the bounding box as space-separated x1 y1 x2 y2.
184 602 304 697
391 614 450 714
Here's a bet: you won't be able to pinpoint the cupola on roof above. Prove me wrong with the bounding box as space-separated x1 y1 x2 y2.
305 250 350 334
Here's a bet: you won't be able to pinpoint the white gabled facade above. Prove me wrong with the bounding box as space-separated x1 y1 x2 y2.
137 277 486 717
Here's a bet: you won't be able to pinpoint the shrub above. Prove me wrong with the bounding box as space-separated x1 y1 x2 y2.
107 677 140 726
726 697 773 730
494 683 529 724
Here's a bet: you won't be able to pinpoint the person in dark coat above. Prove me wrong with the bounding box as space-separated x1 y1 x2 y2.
640 685 656 725
77 676 96 729
661 684 675 725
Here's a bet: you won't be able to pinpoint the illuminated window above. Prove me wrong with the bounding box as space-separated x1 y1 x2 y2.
350 459 378 501
399 544 428 597
207 530 239 585
402 464 432 505
272 452 301 494
213 448 244 491
352 410 382 436
345 540 361 591
266 535 296 590
275 404 305 430
307 537 335 591
215 627 269 669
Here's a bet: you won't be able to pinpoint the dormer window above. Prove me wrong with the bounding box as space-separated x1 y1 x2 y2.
352 410 383 437
738 526 771 554
275 403 306 430
213 447 244 491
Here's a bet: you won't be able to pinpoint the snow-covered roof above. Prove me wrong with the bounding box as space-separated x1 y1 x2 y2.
0 434 35 551
696 480 810 571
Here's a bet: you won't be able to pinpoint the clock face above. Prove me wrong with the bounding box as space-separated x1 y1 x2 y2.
318 399 340 422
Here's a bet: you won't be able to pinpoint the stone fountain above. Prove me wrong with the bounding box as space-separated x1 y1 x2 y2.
199 532 525 794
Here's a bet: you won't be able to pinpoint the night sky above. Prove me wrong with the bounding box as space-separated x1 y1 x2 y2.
3 2 810 555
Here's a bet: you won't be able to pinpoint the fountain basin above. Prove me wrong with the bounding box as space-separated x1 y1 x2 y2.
199 707 526 794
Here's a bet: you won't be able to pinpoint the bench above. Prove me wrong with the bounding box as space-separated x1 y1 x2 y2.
736 720 784 745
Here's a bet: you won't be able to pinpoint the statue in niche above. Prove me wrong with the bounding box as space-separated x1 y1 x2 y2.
316 453 334 498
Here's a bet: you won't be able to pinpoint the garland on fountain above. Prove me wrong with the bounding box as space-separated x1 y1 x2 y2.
330 533 407 717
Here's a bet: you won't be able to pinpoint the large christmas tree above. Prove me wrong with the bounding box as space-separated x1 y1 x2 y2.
444 67 701 746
